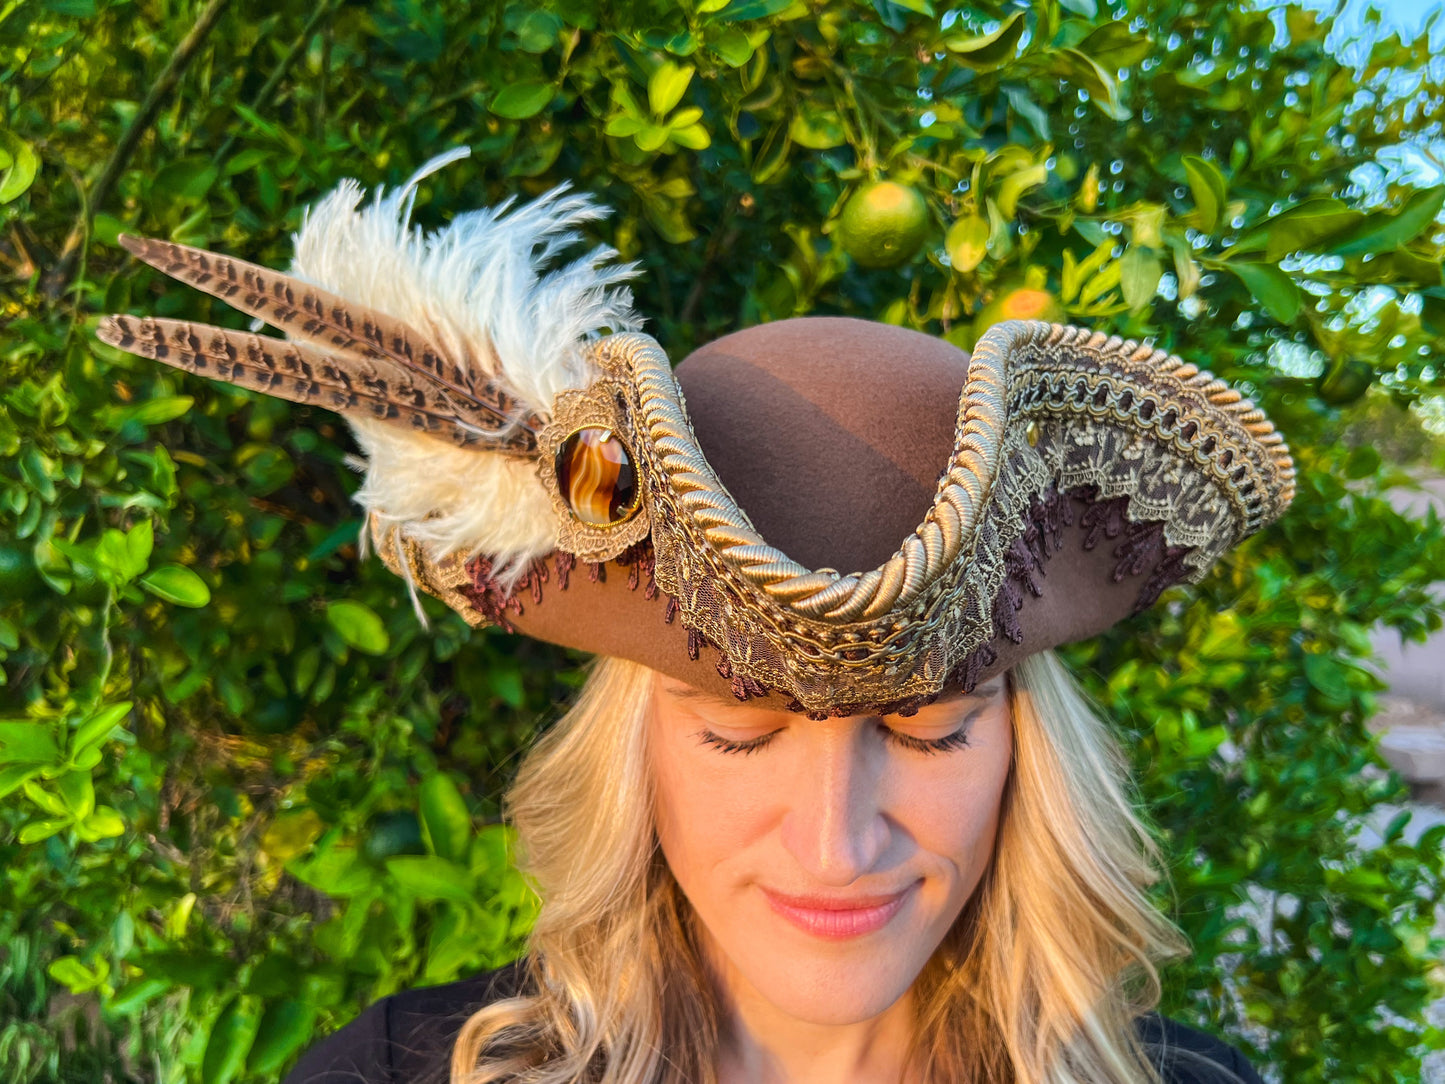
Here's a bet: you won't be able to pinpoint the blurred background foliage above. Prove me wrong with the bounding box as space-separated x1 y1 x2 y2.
2 0 1445 1080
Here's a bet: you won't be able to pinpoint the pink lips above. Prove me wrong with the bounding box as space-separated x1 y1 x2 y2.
762 883 917 940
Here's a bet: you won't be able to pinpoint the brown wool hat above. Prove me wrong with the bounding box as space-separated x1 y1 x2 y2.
97 159 1295 718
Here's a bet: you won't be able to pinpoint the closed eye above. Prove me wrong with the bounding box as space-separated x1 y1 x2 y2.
696 720 974 756
697 728 782 755
882 726 972 755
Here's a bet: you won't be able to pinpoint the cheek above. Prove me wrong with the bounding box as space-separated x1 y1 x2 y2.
649 724 774 894
900 730 1013 891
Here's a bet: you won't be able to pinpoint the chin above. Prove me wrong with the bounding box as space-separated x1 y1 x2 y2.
744 947 925 1025
723 921 935 1026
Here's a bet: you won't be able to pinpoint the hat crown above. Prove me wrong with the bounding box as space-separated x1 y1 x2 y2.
676 317 970 572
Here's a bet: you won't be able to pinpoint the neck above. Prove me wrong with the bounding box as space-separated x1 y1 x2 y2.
711 959 920 1084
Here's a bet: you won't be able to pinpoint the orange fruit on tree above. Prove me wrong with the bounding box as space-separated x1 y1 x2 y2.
972 282 1066 338
839 181 931 269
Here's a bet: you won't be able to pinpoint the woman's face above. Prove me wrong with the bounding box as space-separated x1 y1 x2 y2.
648 671 1013 1027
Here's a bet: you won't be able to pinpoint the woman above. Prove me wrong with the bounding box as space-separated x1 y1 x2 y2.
99 153 1290 1083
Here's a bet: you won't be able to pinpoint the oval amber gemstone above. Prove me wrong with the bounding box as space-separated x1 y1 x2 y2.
555 426 640 526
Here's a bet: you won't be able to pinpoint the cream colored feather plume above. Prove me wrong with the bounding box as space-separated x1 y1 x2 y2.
99 148 642 603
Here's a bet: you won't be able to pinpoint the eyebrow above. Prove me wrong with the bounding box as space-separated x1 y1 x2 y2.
665 680 1003 709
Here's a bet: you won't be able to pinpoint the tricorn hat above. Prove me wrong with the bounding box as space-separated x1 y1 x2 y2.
97 152 1295 718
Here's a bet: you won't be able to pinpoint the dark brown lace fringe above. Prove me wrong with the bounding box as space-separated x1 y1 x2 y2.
459 483 1194 712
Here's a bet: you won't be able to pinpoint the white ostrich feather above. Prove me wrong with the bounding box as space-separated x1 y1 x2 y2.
287 148 642 599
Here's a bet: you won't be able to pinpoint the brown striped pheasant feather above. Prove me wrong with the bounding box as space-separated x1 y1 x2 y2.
96 152 642 590
98 234 541 455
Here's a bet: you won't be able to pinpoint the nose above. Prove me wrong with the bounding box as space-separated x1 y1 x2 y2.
779 722 891 886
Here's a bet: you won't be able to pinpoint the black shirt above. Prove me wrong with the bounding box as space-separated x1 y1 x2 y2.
283 962 1264 1084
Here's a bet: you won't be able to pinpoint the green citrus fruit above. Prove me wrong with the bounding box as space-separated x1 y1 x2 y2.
839 181 931 269
972 284 1066 338
1315 359 1373 406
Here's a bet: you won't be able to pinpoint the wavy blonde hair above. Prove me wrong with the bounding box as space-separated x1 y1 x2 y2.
451 650 1192 1084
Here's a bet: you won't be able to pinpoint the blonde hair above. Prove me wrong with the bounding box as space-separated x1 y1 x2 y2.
451 650 1192 1084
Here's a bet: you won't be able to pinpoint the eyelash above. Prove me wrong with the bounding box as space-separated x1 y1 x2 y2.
697 722 972 757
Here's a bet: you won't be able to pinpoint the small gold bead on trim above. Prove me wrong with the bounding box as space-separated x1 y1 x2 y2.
1025 419 1040 447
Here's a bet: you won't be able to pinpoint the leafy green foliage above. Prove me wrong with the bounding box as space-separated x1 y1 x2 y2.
3 0 1444 1080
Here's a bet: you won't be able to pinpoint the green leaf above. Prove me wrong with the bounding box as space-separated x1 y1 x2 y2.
890 0 934 13
712 28 756 67
1182 155 1227 235
1345 445 1383 479
126 520 154 570
712 0 793 22
18 817 71 845
23 779 67 817
943 13 1025 70
1225 262 1301 324
56 770 95 819
119 395 194 427
945 215 989 273
106 978 169 1015
1003 85 1051 141
1245 198 1365 262
996 163 1048 218
1059 0 1097 14
1303 653 1352 702
0 721 61 765
133 951 233 990
605 114 644 137
512 9 561 53
246 999 317 1076
140 564 211 607
202 997 261 1084
751 121 792 184
788 108 846 149
80 806 125 839
1391 247 1442 284
634 123 672 152
0 129 40 204
424 907 478 981
48 956 105 993
150 158 218 205
670 122 711 150
648 61 694 116
419 773 472 864
489 81 554 120
385 855 476 903
1330 187 1445 257
325 600 390 655
1120 246 1162 311
1054 48 1131 121
70 702 131 760
1078 20 1152 69
0 764 41 800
